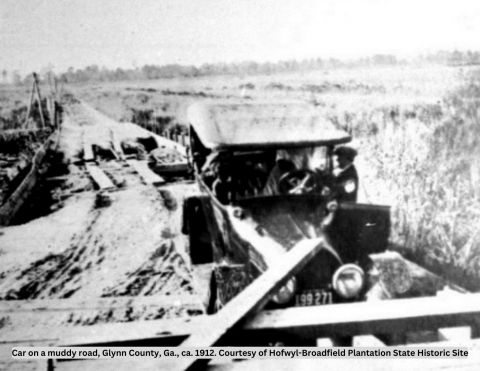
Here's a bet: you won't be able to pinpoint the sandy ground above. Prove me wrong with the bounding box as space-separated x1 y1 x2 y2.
0 99 202 336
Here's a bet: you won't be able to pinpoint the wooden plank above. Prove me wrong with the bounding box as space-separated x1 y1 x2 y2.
33 73 46 129
0 166 38 226
172 237 326 371
82 128 95 162
0 359 47 371
47 97 54 128
242 293 480 338
127 160 165 185
191 263 216 311
0 295 204 314
45 175 71 182
438 327 471 341
4 292 480 371
85 164 115 190
0 296 204 353
44 292 480 348
352 335 386 347
23 80 36 128
0 131 57 226
110 128 125 160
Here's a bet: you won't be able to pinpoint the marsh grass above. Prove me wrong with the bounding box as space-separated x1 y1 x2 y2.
0 84 52 130
347 69 480 290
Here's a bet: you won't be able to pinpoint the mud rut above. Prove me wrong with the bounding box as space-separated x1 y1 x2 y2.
0 100 202 330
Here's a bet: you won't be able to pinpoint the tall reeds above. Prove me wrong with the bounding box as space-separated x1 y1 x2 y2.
355 69 480 290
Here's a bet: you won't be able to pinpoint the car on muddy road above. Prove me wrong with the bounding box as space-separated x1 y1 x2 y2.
181 102 390 331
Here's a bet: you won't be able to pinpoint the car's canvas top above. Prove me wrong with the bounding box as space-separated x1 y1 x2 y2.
187 101 352 150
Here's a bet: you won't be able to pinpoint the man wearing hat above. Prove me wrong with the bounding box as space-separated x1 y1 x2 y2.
332 146 358 202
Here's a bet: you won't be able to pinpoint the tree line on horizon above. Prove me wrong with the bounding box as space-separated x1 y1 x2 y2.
3 50 480 86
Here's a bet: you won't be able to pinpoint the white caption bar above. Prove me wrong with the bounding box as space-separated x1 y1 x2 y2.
11 347 469 359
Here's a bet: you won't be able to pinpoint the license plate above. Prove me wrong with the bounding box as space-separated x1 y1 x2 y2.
295 289 333 306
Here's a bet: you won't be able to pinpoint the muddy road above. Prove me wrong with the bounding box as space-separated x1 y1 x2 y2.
0 99 202 334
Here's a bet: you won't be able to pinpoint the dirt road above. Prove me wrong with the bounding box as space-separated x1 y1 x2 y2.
0 99 202 335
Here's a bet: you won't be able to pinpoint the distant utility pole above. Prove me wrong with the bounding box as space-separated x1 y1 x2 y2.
24 72 46 129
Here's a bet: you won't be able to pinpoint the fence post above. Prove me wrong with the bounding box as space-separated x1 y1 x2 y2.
33 73 46 129
23 80 36 128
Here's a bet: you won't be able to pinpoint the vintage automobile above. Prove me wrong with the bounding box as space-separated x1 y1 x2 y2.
182 101 390 323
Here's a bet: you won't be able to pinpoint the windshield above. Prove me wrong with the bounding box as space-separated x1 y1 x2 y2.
275 147 329 172
200 146 332 203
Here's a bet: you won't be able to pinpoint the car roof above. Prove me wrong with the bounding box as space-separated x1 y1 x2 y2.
187 101 352 150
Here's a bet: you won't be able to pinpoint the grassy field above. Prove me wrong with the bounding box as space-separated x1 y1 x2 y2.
0 83 54 131
0 85 31 130
17 65 480 290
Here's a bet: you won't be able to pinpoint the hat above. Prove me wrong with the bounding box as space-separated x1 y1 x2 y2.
334 146 358 161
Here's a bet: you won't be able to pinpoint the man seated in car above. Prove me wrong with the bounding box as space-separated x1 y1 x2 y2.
263 158 296 195
263 147 332 196
332 146 358 202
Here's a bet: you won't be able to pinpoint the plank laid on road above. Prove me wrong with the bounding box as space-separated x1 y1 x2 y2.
36 292 480 348
5 292 480 371
110 128 125 160
172 237 326 371
82 128 95 162
127 160 165 185
0 295 204 314
85 164 115 190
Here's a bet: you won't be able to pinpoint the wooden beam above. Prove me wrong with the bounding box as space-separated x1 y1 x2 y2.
242 293 480 339
85 164 115 190
438 327 471 341
42 292 480 348
3 292 480 369
82 128 95 162
0 132 56 226
0 295 203 314
23 79 36 128
172 237 326 371
127 160 165 185
33 73 46 129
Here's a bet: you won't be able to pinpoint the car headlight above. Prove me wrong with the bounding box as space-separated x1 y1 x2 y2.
272 277 297 304
332 264 364 299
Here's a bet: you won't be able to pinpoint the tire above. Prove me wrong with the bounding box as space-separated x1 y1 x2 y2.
207 264 249 314
183 197 214 265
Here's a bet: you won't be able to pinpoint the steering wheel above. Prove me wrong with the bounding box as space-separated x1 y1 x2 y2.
278 170 321 195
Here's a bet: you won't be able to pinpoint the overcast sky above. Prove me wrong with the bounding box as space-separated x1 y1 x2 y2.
1 0 479 75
